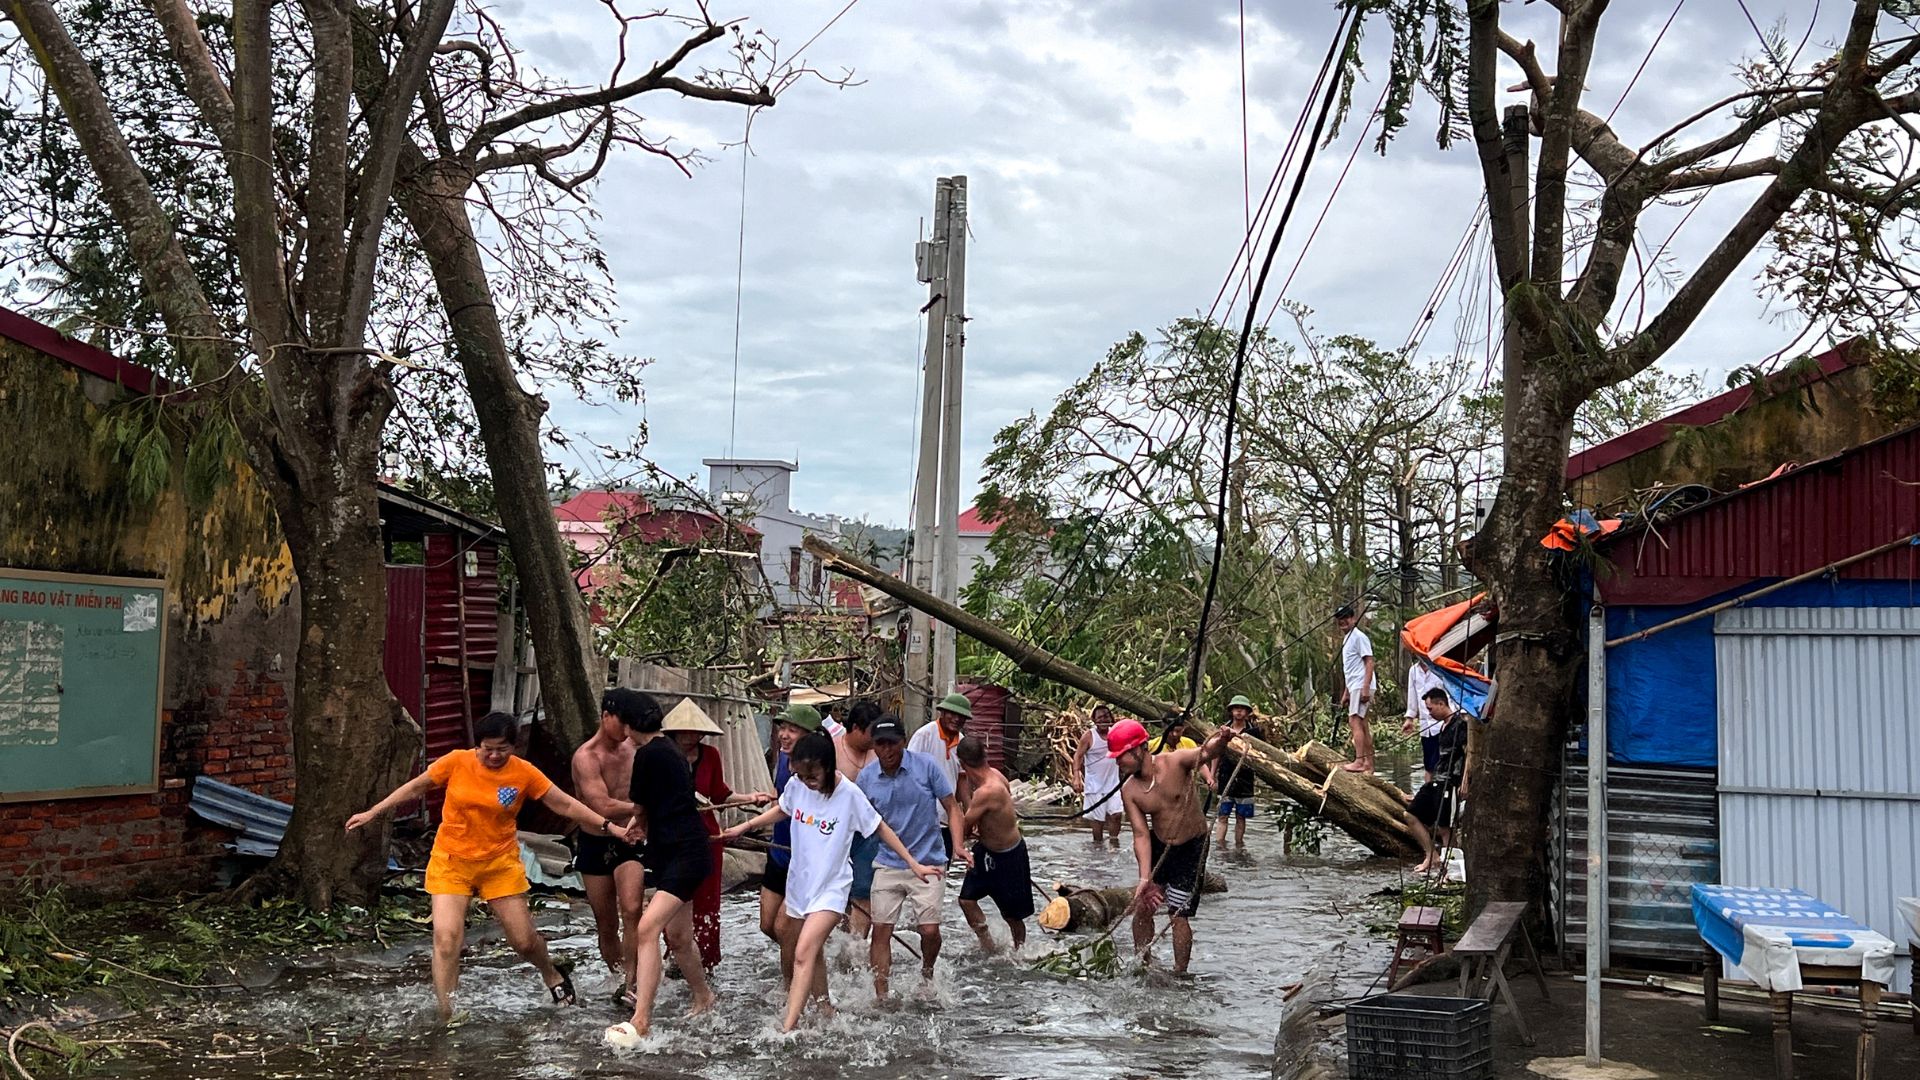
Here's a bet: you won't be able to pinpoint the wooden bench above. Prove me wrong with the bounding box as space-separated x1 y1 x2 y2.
1455 900 1550 1045
1386 905 1446 987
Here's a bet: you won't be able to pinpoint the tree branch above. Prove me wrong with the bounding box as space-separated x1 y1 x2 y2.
1595 0 1888 392
146 0 235 147
1496 30 1552 108
0 0 231 380
1532 0 1609 294
1465 0 1527 292
341 0 456 345
462 22 772 157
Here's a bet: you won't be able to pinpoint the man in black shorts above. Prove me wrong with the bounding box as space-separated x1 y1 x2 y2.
1403 686 1467 875
954 737 1034 952
1112 712 1239 974
571 689 649 1005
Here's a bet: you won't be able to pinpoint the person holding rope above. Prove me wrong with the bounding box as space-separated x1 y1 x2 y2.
1113 712 1237 975
955 735 1034 953
758 703 820 990
1403 687 1467 875
722 731 941 1032
1211 695 1264 851
1072 704 1124 847
834 699 883 941
570 689 650 1009
346 711 635 1022
857 715 966 1000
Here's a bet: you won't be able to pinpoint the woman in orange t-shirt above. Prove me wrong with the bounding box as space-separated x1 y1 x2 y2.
348 711 633 1021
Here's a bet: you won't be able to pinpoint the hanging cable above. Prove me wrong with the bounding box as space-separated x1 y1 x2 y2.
1181 9 1357 719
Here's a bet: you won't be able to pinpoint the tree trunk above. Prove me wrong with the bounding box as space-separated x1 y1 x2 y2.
806 535 1421 857
1036 876 1228 933
394 160 604 760
1463 370 1581 918
254 371 420 909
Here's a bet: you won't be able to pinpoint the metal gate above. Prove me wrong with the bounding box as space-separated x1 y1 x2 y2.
1557 761 1719 963
1715 606 1920 993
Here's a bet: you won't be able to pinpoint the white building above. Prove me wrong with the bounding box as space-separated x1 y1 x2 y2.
704 458 848 611
955 504 1000 594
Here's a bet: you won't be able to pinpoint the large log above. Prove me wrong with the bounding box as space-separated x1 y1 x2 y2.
806 536 1420 858
1036 875 1231 932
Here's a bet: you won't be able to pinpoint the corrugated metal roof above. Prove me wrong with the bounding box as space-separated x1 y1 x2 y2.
1598 421 1920 605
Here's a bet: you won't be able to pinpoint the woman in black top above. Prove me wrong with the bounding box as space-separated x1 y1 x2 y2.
606 694 718 1044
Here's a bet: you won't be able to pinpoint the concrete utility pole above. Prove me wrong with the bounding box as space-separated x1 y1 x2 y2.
907 178 954 730
932 176 969 699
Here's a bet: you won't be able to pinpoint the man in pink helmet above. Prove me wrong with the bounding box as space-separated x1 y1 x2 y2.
1110 711 1239 974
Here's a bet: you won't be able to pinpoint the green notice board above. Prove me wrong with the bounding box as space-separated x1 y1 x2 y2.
0 569 166 802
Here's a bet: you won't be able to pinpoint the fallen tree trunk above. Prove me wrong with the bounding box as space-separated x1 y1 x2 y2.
1036 875 1227 933
806 536 1420 858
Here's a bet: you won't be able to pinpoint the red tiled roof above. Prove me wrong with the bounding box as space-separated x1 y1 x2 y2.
555 490 652 523
1565 340 1863 481
957 504 1001 536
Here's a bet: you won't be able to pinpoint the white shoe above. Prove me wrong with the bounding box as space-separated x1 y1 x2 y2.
604 1022 645 1049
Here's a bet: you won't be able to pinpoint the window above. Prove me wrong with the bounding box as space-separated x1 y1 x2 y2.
788 547 802 587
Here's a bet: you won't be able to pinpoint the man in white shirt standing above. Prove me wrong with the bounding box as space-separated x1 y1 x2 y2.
1401 660 1446 784
1335 604 1376 773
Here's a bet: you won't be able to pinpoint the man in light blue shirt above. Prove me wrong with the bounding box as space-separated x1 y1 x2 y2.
857 716 966 998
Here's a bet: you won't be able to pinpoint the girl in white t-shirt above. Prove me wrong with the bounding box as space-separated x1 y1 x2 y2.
723 732 939 1031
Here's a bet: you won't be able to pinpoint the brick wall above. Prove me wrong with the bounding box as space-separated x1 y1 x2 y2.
0 656 295 893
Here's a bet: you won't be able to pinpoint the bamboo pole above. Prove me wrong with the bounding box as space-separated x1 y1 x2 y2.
805 535 1420 857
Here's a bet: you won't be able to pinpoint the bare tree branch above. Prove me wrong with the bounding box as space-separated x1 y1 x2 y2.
462 21 772 157
146 0 235 147
342 0 456 345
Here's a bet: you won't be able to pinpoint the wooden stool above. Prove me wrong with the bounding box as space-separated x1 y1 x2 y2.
1386 905 1446 987
1456 900 1551 1046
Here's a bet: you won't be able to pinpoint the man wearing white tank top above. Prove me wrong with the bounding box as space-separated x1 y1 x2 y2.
1073 704 1124 847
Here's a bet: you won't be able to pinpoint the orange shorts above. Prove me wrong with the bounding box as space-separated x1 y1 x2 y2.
425 847 529 900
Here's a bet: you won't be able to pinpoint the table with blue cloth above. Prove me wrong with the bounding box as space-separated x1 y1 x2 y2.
1691 884 1897 1080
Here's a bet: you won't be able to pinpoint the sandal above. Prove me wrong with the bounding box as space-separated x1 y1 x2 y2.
612 984 637 1012
547 970 577 1006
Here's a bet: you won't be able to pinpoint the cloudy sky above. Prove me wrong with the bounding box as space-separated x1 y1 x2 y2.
505 0 1862 525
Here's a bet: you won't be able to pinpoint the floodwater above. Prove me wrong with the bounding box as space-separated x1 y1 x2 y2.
92 820 1407 1080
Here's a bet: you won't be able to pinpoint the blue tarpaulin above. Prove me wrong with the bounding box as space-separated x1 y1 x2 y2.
1604 577 1919 767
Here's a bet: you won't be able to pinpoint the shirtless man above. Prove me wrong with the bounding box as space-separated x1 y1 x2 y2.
955 736 1033 953
571 688 649 1008
1112 712 1236 974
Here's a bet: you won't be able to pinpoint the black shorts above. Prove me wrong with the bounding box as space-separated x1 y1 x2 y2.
645 838 712 903
958 839 1036 922
1420 734 1441 774
1148 834 1205 918
1410 782 1459 829
574 832 644 877
761 858 790 897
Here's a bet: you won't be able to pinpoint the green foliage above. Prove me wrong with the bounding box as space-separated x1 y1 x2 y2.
1273 800 1329 856
963 314 1494 717
1336 0 1469 151
1029 934 1124 979
0 886 431 1010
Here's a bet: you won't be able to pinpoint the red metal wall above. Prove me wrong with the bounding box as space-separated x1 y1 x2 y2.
1600 424 1920 606
384 565 426 728
422 534 499 762
957 682 1011 770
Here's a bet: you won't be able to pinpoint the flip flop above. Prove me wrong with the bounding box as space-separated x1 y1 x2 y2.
612 984 637 1012
547 970 577 1006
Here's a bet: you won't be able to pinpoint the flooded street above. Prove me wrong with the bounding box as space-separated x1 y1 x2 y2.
93 821 1404 1080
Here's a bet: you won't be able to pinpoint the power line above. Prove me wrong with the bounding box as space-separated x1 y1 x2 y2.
726 113 750 457
1182 8 1356 719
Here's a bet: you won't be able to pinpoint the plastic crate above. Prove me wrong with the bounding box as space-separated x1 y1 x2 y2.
1346 993 1492 1080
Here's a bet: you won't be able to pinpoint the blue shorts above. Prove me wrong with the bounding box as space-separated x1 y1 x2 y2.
850 832 881 900
1216 798 1256 819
